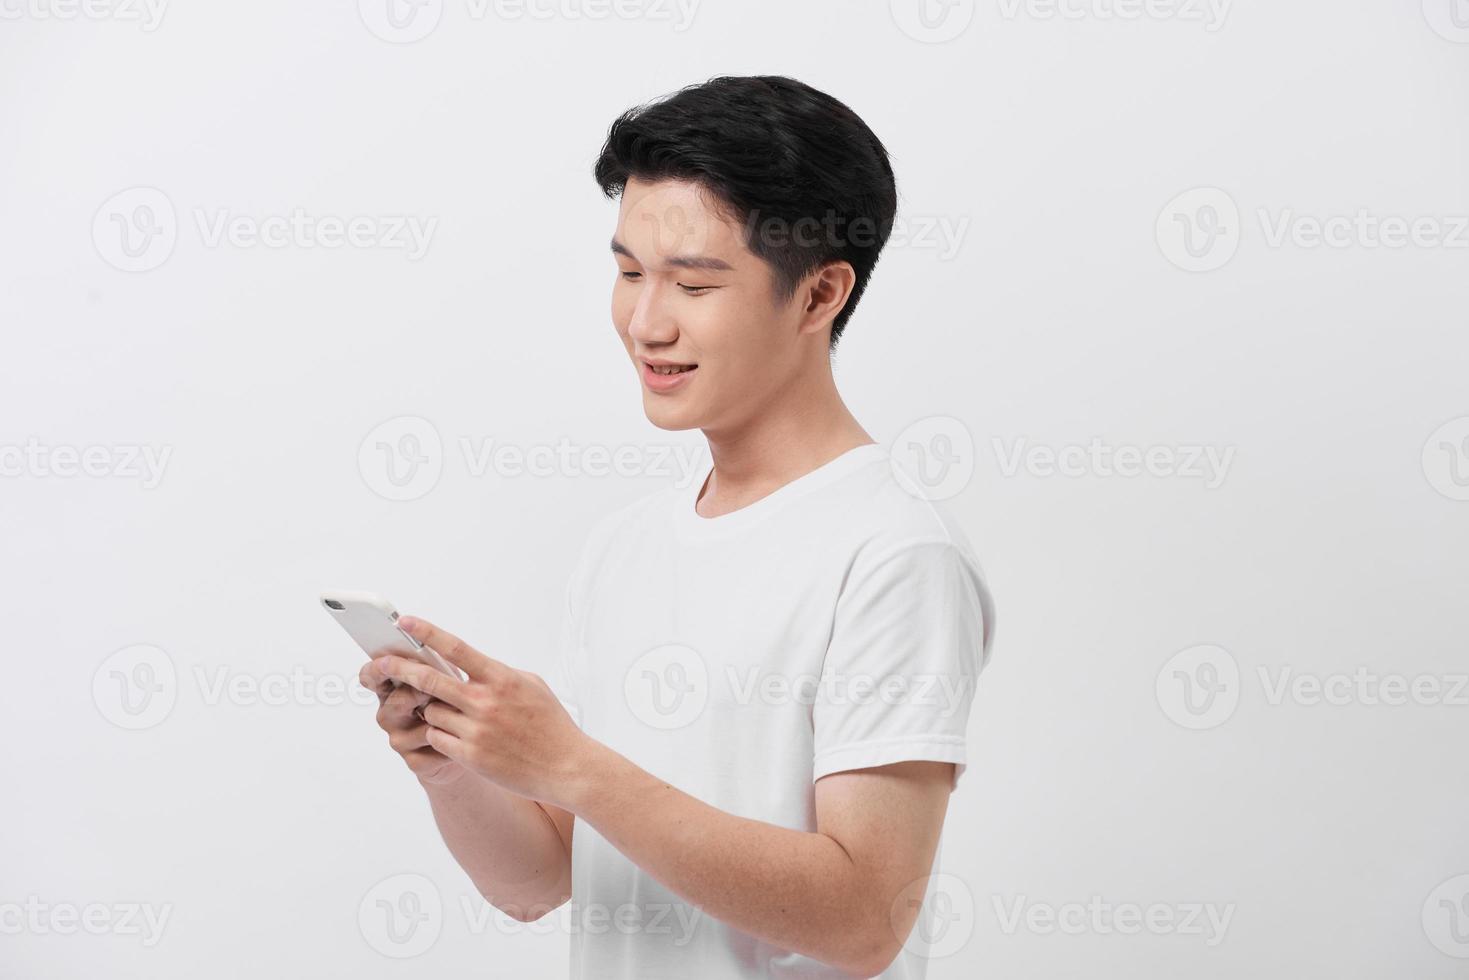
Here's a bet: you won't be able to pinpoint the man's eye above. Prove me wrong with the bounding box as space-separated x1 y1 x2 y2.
620 271 642 281
678 284 713 295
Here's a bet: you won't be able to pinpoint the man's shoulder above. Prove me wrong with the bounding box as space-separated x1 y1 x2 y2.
826 450 980 559
831 457 997 656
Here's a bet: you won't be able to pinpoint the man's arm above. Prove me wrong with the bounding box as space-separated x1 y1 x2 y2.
378 618 955 977
358 658 574 917
565 750 951 978
420 777 575 920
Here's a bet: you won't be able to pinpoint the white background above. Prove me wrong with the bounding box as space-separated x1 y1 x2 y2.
2 0 1467 976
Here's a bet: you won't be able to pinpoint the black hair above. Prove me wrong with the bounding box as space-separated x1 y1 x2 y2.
593 75 898 348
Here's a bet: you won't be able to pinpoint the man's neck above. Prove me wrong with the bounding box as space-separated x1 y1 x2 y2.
696 365 874 519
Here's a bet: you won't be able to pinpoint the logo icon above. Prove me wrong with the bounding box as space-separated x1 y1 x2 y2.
93 644 177 730
623 644 708 730
1423 0 1469 42
890 0 975 43
1157 187 1241 272
892 872 974 959
1156 644 1240 730
359 0 442 42
618 181 714 268
1422 416 1469 501
93 187 177 273
359 873 442 957
1423 874 1469 958
358 416 444 502
890 416 975 500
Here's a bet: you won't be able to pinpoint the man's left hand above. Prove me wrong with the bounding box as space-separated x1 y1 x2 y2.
374 616 592 808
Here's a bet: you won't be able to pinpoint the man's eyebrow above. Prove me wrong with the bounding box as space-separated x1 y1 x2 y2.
610 238 734 272
667 254 735 272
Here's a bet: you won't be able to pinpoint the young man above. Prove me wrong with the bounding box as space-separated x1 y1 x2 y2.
361 75 995 978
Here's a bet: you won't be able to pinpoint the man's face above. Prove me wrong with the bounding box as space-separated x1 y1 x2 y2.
610 177 805 433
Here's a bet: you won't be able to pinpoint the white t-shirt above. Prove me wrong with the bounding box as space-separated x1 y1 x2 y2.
553 442 995 979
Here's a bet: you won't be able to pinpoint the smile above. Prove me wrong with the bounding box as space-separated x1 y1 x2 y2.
641 360 698 392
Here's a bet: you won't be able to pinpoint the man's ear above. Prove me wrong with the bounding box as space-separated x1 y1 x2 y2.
795 261 857 338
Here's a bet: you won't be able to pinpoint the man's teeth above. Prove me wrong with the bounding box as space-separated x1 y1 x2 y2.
651 364 695 375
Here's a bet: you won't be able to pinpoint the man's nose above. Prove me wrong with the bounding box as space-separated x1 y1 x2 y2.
627 282 678 345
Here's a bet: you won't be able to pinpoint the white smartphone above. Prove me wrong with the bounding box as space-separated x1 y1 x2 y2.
319 590 460 678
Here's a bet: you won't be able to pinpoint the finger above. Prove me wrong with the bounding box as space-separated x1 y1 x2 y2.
365 664 423 707
387 722 432 753
379 687 428 731
408 690 435 723
397 616 505 684
384 674 426 703
377 689 425 731
424 724 468 764
359 660 394 699
375 654 474 710
422 699 474 737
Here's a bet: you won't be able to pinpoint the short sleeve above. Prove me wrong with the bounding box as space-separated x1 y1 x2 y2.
811 540 994 790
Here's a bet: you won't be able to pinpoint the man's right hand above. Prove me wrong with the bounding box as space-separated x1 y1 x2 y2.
359 658 465 786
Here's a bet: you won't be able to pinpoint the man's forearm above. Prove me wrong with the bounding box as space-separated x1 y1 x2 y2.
422 773 571 919
561 743 895 976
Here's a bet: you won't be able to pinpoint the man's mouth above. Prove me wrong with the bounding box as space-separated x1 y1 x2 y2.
640 359 699 392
